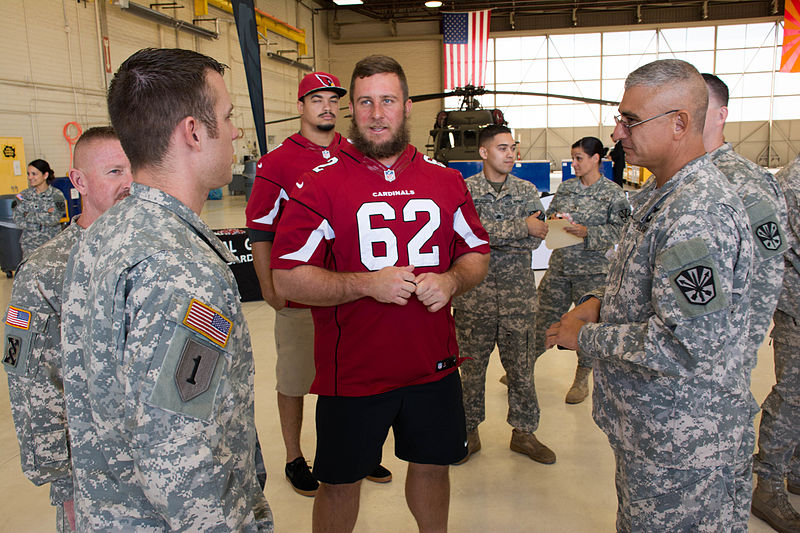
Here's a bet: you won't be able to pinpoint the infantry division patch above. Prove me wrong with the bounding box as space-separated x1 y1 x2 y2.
174 338 220 402
6 306 31 330
675 265 716 305
183 299 232 347
755 221 783 251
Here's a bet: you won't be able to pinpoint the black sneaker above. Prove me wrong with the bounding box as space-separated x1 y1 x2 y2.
285 457 319 497
366 464 392 483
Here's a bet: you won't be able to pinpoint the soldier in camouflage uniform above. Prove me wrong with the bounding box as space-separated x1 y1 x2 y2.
61 49 273 531
533 136 629 405
13 159 67 259
452 125 554 464
702 73 790 532
3 127 132 532
547 59 755 531
752 151 800 533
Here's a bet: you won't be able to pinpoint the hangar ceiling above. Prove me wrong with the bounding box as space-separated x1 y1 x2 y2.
322 0 783 32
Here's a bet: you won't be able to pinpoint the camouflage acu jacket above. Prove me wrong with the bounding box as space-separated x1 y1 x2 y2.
453 171 544 316
13 186 66 257
61 183 272 531
578 155 755 470
3 221 81 506
775 153 800 319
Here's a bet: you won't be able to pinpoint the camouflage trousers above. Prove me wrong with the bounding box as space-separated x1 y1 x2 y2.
754 309 800 484
534 270 606 366
455 310 538 433
614 451 738 532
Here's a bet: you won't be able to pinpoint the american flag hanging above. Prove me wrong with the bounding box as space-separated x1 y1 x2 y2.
780 0 800 72
443 10 491 90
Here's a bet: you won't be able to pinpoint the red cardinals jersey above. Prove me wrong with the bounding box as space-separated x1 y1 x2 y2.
245 132 346 237
245 132 345 308
271 144 490 396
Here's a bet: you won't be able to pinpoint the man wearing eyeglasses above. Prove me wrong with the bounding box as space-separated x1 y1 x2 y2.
547 59 755 531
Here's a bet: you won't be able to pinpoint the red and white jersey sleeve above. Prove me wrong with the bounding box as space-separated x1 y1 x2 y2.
245 132 344 238
271 145 489 397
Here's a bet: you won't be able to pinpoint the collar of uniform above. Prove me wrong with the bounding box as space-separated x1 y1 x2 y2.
707 142 733 165
288 131 342 154
636 153 711 218
130 182 238 264
470 170 516 200
343 144 416 178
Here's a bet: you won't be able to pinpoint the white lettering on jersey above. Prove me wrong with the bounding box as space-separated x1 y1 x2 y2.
356 200 442 270
280 219 335 262
252 188 289 225
296 182 304 189
312 156 339 173
423 154 445 168
453 207 488 248
372 190 415 197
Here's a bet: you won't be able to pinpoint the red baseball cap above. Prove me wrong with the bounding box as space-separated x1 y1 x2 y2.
298 71 347 100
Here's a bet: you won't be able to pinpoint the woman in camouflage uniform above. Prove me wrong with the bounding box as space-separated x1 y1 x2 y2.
534 137 629 403
13 159 67 259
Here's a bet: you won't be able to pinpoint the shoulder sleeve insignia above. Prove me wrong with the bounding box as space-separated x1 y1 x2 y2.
4 334 21 367
182 299 232 348
674 266 716 305
6 306 31 330
755 221 783 251
174 338 220 402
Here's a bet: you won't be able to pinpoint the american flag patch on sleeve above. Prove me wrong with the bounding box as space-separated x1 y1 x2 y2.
6 306 31 330
182 299 232 347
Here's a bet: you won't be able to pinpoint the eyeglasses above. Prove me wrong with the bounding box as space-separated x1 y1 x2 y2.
614 109 679 131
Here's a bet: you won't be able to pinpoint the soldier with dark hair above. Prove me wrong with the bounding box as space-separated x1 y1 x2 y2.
453 124 554 464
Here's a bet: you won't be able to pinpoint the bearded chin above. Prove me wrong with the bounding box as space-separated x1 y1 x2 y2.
349 118 410 161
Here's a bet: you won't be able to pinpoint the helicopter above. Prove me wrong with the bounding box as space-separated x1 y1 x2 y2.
408 85 619 164
265 85 619 165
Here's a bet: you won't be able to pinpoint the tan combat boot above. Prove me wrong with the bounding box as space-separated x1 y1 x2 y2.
565 365 592 404
752 477 800 533
454 429 481 465
510 429 556 464
789 475 800 496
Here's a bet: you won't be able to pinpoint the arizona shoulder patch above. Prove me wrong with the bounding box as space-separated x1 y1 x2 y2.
658 237 728 318
746 198 787 260
182 299 232 347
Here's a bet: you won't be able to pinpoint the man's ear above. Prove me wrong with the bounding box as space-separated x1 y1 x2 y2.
68 168 87 195
479 145 488 160
178 116 201 147
673 110 690 138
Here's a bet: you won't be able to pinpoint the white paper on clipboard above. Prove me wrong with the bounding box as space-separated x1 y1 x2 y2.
545 219 584 250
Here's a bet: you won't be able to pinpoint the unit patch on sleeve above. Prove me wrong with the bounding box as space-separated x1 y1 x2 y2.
174 338 221 402
6 306 31 330
182 299 232 347
674 266 716 305
4 335 21 367
755 221 783 252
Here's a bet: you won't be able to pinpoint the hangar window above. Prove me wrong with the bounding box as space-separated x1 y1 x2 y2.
447 21 794 129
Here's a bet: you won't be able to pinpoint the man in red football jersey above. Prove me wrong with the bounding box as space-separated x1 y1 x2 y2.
271 55 490 533
246 71 391 496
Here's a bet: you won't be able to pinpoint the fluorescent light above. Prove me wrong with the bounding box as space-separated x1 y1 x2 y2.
425 1 443 7
333 0 364 5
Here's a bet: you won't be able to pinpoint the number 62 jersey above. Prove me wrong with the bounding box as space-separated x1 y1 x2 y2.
271 144 490 397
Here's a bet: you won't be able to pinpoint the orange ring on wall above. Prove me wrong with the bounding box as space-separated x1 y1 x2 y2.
63 122 83 168
237 127 245 140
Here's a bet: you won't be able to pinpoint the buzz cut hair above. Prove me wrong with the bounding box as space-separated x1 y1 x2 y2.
479 124 512 147
73 126 119 168
107 48 227 173
702 73 729 107
625 59 708 133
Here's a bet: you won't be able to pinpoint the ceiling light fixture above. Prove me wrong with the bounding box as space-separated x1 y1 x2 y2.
332 0 363 5
425 1 443 7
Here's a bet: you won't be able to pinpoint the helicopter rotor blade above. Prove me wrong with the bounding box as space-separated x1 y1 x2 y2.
265 105 351 125
487 90 618 107
410 91 458 103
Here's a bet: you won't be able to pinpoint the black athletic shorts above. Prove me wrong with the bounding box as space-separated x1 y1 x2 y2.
312 370 468 484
